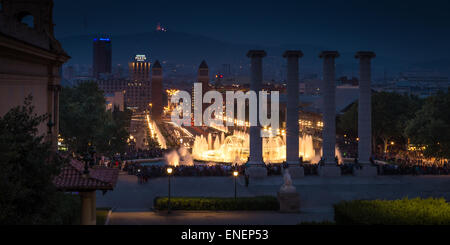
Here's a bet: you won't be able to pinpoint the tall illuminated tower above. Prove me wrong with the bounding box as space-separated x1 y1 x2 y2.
127 54 151 111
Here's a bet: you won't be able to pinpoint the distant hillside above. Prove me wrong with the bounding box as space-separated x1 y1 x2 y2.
58 31 445 78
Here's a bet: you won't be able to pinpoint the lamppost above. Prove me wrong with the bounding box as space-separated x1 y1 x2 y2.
47 119 54 135
88 145 96 167
82 152 90 177
167 167 173 214
233 170 239 200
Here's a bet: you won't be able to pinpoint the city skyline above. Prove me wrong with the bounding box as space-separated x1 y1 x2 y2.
54 0 450 63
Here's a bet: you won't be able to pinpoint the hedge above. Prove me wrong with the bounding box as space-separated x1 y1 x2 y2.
154 196 279 211
334 198 450 225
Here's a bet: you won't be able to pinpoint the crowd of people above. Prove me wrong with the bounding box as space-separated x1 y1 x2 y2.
124 163 247 182
121 149 165 160
379 162 450 175
119 157 449 183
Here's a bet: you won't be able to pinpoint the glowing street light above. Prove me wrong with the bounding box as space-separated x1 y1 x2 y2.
167 167 173 214
233 170 239 200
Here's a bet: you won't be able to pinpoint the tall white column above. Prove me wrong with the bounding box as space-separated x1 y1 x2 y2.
245 50 267 178
283 51 303 164
320 51 339 165
246 50 266 165
356 51 376 165
354 51 377 177
283 51 304 178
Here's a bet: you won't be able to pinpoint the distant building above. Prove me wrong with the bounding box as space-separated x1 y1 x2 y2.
375 71 449 98
151 60 164 120
93 37 112 78
0 0 70 149
126 55 151 111
105 92 124 112
192 60 210 116
128 54 151 81
198 60 210 96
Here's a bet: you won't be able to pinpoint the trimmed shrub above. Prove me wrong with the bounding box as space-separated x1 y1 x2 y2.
334 198 450 225
154 196 279 211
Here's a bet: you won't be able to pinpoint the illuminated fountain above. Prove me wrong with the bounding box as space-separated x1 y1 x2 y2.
191 130 339 165
178 146 194 166
165 150 180 167
165 147 194 167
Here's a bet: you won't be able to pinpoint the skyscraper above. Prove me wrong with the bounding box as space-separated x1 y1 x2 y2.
129 54 151 81
126 54 151 111
93 38 112 78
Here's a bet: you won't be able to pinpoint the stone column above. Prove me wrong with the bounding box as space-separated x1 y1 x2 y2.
245 50 267 178
80 191 95 225
318 51 341 177
355 51 377 176
283 51 304 178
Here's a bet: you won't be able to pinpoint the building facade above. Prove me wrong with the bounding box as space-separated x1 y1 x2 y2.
0 0 70 148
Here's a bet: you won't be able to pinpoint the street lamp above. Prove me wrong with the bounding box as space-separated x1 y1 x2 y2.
233 170 239 200
167 167 173 214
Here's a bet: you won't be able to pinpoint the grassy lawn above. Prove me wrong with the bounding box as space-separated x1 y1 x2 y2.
96 207 112 225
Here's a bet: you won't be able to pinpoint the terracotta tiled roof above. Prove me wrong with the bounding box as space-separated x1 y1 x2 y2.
54 159 119 191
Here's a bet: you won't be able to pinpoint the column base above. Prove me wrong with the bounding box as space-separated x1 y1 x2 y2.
285 163 304 178
245 163 267 179
277 191 300 213
353 165 378 177
318 165 341 177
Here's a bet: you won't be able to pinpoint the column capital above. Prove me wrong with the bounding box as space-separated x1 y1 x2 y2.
319 51 340 58
283 50 303 58
247 50 267 58
355 51 376 59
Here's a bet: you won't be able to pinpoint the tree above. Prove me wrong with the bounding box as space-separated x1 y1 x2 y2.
405 90 450 159
59 82 131 156
337 102 358 138
97 107 132 157
337 92 422 154
0 96 78 224
60 81 108 154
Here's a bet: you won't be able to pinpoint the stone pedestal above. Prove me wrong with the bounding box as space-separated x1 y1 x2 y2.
318 165 341 177
354 165 378 177
277 192 300 213
285 164 304 178
245 164 267 179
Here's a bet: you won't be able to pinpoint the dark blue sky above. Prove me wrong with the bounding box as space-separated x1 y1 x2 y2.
54 0 450 62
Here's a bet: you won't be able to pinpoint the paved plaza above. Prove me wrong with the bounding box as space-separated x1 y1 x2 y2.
97 172 450 225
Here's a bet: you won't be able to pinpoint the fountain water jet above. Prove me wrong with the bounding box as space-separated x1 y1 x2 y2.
192 130 328 164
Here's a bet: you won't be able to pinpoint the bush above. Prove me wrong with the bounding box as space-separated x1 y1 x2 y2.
298 221 336 225
51 193 81 225
334 198 450 225
154 196 279 211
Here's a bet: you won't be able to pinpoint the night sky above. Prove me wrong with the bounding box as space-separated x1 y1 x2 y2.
53 0 450 66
